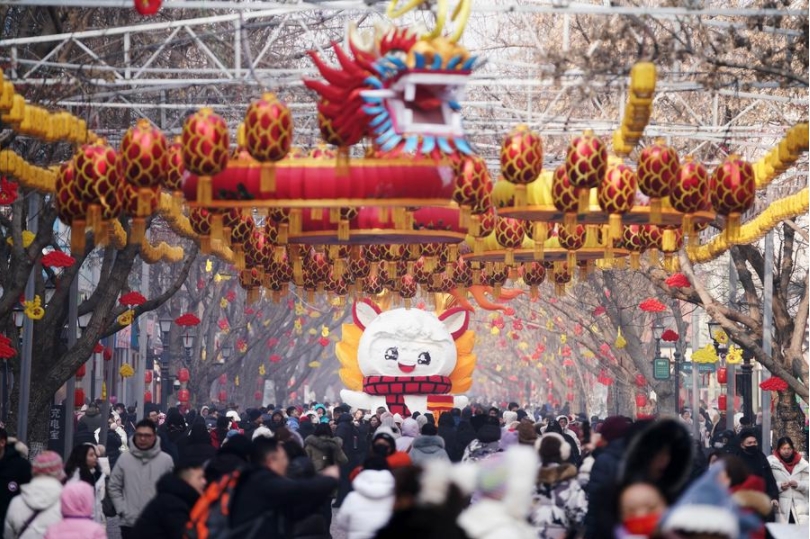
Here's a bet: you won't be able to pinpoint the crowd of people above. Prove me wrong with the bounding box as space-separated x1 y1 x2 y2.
0 399 806 539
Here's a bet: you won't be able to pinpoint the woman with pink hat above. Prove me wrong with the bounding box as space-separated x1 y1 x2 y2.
44 482 106 539
4 451 64 539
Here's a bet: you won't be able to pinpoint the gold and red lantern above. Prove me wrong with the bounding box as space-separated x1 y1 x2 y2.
73 140 118 243
551 261 571 296
189 207 213 253
670 156 708 243
164 138 185 214
119 119 168 228
552 164 579 230
565 129 606 213
244 93 293 193
717 367 728 384
638 139 679 224
145 370 153 384
557 223 586 269
622 224 645 269
494 216 527 266
230 214 256 270
399 274 417 306
500 124 543 206
55 161 88 254
639 224 663 265
717 394 727 409
182 107 229 205
598 163 637 241
522 261 546 298
710 155 755 243
134 0 161 16
118 181 158 244
635 393 647 408
453 155 491 227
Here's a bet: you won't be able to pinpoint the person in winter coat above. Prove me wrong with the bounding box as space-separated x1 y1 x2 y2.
583 415 631 539
409 424 450 465
458 446 538 539
336 456 395 539
461 421 502 463
305 423 349 473
544 419 581 467
203 433 250 485
454 409 476 462
767 436 809 524
43 482 106 539
334 408 362 506
176 418 216 466
437 412 460 462
161 407 187 447
283 440 330 539
108 419 174 539
396 418 419 453
4 451 64 539
132 458 206 539
103 422 123 471
73 422 97 447
734 428 780 504
0 427 32 528
64 443 106 523
529 433 587 539
77 403 104 436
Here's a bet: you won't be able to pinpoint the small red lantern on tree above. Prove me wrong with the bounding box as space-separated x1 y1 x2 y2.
254 391 263 401
219 373 228 385
717 367 728 384
218 390 228 403
74 388 85 408
635 393 647 408
718 394 727 409
177 389 190 403
134 0 161 15
144 390 153 403
635 374 646 387
144 370 153 384
76 363 86 379
177 368 190 383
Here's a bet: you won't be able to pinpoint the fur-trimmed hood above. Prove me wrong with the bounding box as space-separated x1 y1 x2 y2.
732 489 772 517
537 463 577 485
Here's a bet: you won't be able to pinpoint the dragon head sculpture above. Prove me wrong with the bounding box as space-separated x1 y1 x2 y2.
304 25 479 158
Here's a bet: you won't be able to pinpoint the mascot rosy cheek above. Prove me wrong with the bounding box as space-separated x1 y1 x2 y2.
336 299 475 416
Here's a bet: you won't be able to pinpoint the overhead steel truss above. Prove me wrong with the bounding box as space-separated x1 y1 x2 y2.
0 1 807 168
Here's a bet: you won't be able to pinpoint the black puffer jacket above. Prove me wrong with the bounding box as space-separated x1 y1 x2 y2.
133 472 201 539
0 444 32 527
583 438 625 539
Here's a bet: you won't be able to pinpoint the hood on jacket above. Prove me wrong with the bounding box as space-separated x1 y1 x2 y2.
60 481 95 518
20 476 63 511
156 472 201 507
401 418 420 438
438 412 455 428
128 432 164 460
352 469 395 500
305 434 343 452
412 435 445 454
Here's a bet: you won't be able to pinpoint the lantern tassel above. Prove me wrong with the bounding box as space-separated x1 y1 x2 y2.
289 209 302 235
234 245 246 271
211 213 224 243
338 219 350 241
293 259 303 285
530 285 538 299
515 184 528 207
567 250 576 270
563 212 576 232
197 175 212 205
648 248 660 267
378 207 389 223
200 235 211 254
447 244 458 263
329 207 340 224
459 206 470 229
505 249 514 267
650 197 662 224
468 214 480 237
310 207 322 221
70 221 86 255
260 163 276 193
137 188 153 217
474 237 484 256
555 283 564 296
278 223 289 244
662 228 676 252
630 252 640 270
725 213 741 244
577 189 590 214
130 218 146 244
609 213 623 240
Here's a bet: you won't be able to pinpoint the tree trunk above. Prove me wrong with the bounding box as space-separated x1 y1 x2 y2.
774 389 806 453
654 382 677 416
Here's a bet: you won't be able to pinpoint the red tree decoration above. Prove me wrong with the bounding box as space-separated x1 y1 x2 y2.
635 394 647 407
665 273 691 288
177 368 190 383
119 291 146 306
639 298 667 312
134 0 161 16
0 178 19 205
175 313 201 326
0 336 16 359
93 343 104 354
42 251 76 268
760 377 788 391
661 329 680 342
718 394 727 409
144 390 153 403
593 306 606 316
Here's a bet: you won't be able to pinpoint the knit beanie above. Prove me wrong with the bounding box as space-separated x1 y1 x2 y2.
517 421 538 445
599 415 631 443
32 450 65 480
477 423 501 444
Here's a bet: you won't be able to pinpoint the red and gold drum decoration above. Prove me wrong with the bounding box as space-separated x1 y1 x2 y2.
552 164 579 231
230 214 256 270
55 161 88 254
118 180 158 244
453 155 491 227
73 140 118 245
244 93 293 193
494 216 527 266
557 223 586 269
710 154 755 243
638 139 679 224
500 124 543 207
670 156 708 245
565 129 606 214
598 163 637 241
164 137 185 214
189 207 213 253
182 107 229 205
522 261 546 298
118 119 168 242
551 261 572 296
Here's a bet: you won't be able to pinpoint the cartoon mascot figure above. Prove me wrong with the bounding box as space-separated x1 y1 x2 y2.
336 299 476 416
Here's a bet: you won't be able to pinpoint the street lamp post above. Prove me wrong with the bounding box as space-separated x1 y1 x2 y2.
9 305 24 424
158 315 172 411
707 320 738 421
739 348 755 421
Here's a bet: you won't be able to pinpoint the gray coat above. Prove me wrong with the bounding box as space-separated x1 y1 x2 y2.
409 435 450 465
108 435 174 527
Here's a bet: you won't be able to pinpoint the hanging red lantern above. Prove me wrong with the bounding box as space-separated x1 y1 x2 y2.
552 164 579 229
218 390 227 403
177 368 190 383
670 156 709 240
118 119 167 237
710 154 755 243
638 139 679 224
103 347 113 361
566 378 574 388
76 363 86 379
453 156 492 225
565 129 606 213
500 124 544 206
244 93 293 193
635 373 646 387
134 0 161 15
494 216 528 266
717 367 728 384
599 163 637 241
182 107 230 205
177 389 190 403
144 390 153 403
144 370 153 384
635 393 647 408
74 388 85 408
219 373 228 385
254 391 262 401
718 394 727 409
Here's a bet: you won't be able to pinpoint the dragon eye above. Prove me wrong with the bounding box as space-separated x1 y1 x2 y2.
417 352 431 365
385 347 399 361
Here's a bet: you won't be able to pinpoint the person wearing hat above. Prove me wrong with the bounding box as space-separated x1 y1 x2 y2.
370 427 412 470
242 409 263 440
734 428 779 505
4 451 64 539
461 417 502 464
556 415 581 452
43 482 106 539
583 415 631 539
78 402 103 438
517 420 538 447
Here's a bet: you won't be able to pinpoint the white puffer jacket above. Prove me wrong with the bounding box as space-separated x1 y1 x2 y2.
335 469 395 539
767 453 809 524
3 476 63 539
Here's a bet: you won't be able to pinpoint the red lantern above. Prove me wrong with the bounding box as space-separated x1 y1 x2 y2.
218 390 227 403
76 363 86 379
718 394 727 409
599 163 637 240
177 389 190 403
244 93 292 193
144 390 153 403
219 373 228 385
710 155 755 243
254 391 262 401
500 124 544 206
144 370 153 384
182 107 230 205
74 388 85 408
565 129 606 213
134 0 161 15
717 367 728 384
177 368 190 383
635 393 647 408
565 392 575 402
635 374 646 387
638 140 679 224
566 379 574 388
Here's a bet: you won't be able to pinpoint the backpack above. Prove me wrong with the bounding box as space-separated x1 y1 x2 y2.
185 468 275 539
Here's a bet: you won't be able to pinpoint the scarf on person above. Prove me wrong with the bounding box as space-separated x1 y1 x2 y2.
774 449 802 474
363 375 452 416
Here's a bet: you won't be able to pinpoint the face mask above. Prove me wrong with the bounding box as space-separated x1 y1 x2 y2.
743 446 758 454
623 513 661 536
